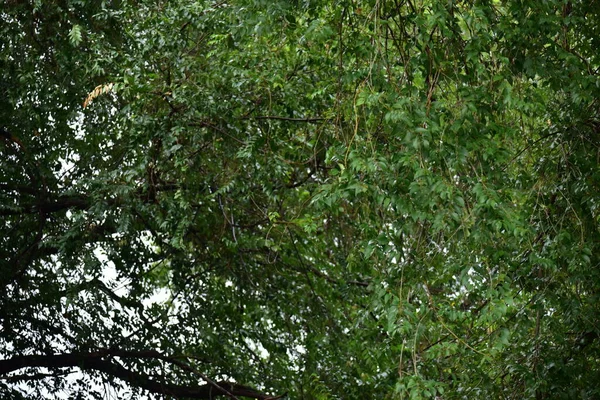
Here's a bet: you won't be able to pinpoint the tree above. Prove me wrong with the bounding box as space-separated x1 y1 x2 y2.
1 0 599 399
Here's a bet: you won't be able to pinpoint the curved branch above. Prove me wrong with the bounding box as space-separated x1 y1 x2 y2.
0 350 285 400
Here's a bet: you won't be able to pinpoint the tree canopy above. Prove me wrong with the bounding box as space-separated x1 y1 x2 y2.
1 0 599 398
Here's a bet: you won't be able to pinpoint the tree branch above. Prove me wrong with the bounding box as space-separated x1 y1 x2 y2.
0 195 89 216
0 183 183 216
242 116 328 123
0 350 285 400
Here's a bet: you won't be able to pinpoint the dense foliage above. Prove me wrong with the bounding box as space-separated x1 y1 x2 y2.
1 0 599 398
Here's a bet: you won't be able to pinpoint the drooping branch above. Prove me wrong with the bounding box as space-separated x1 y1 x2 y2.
0 349 285 400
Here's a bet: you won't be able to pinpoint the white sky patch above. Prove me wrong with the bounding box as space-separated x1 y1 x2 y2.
141 287 171 308
93 247 129 298
244 338 270 360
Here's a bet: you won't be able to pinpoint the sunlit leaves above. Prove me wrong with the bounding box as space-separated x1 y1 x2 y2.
69 24 83 46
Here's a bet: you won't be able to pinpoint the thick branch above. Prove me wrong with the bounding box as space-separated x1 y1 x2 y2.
0 183 38 196
242 115 328 123
0 183 182 216
0 195 89 216
0 350 284 400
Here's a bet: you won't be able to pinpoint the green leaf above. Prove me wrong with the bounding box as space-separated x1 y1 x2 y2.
69 24 83 46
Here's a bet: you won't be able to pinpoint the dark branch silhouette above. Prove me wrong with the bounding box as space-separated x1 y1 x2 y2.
0 349 286 400
242 115 328 123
